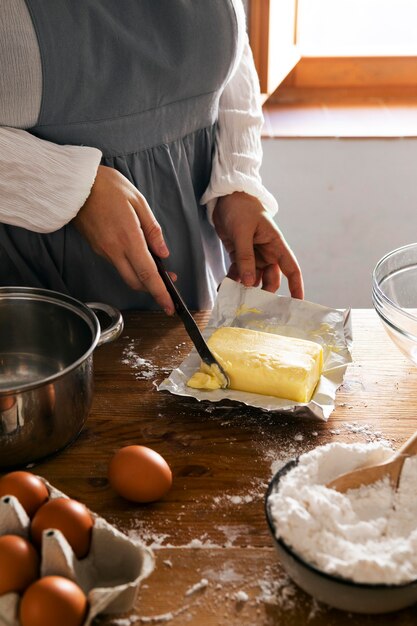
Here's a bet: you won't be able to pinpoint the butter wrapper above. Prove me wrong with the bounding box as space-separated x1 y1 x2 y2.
158 278 352 420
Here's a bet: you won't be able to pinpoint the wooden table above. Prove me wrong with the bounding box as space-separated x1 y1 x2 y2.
33 310 417 626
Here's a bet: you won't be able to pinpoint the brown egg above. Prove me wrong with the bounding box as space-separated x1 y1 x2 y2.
19 575 88 626
0 471 49 518
108 445 172 503
31 498 93 559
0 535 39 595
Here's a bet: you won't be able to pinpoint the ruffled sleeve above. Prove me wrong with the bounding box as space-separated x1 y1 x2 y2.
0 127 102 233
200 32 278 223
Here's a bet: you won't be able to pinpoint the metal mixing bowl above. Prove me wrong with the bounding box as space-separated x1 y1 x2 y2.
265 460 417 614
373 243 417 365
0 287 123 468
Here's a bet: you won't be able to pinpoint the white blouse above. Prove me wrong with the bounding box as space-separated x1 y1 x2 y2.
0 0 277 234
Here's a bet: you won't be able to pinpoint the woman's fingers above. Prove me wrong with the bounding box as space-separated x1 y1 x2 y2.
73 165 175 313
226 262 240 282
125 230 175 314
127 196 177 312
261 264 281 292
107 246 177 315
213 191 304 299
232 225 257 287
110 255 143 292
276 242 304 299
284 265 304 299
132 192 170 258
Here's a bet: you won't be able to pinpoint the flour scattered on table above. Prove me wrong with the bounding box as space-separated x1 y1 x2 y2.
182 537 222 549
234 590 249 603
122 340 168 380
111 604 193 624
328 422 393 446
204 562 245 585
138 606 189 623
256 570 297 611
212 491 260 507
307 598 324 621
185 578 209 597
126 520 224 550
127 526 170 550
216 525 249 547
343 421 393 444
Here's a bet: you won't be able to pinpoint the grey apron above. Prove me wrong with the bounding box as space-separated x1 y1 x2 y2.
0 0 237 309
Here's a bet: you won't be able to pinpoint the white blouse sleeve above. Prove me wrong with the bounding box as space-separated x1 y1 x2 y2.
0 127 102 233
200 33 278 222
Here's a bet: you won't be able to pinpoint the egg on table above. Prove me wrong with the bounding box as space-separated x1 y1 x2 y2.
31 497 93 559
108 445 172 503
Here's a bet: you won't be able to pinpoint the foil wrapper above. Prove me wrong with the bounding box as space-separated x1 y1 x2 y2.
158 278 352 420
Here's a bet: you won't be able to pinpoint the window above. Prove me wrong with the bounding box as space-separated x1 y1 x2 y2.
297 0 417 56
249 0 417 102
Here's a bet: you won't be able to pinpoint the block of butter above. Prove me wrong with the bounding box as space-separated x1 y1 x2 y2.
187 327 323 403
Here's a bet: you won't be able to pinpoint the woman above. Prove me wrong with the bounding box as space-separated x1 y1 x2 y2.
0 0 303 313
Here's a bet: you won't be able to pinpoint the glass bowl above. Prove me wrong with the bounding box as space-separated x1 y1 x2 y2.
265 459 417 614
373 243 417 365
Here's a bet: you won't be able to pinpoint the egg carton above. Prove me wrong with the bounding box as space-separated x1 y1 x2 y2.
0 478 154 626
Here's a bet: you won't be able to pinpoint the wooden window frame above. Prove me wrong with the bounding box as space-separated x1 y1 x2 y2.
248 0 271 94
249 0 300 101
248 0 417 104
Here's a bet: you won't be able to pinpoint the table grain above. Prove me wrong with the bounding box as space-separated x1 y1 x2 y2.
33 310 417 625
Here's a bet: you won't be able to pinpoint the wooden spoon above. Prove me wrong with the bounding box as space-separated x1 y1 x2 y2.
327 430 417 493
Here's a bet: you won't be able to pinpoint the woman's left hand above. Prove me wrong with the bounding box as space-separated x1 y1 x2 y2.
213 191 304 299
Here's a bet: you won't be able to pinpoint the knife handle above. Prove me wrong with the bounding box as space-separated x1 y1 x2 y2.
150 251 187 315
150 251 209 353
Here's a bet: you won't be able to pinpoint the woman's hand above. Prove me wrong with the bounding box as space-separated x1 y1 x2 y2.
213 191 304 299
73 165 175 314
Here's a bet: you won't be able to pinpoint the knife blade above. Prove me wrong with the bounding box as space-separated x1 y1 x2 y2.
150 252 229 389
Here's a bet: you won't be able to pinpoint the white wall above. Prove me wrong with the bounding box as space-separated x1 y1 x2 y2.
261 138 417 308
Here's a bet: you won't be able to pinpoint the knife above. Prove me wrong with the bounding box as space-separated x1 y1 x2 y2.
150 252 229 389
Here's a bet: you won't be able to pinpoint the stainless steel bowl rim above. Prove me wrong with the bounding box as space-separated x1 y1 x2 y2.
0 286 101 395
372 243 417 324
265 458 417 591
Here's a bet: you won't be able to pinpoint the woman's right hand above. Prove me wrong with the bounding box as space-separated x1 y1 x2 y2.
73 165 175 314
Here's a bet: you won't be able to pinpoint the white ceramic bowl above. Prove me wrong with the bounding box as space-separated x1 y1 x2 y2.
265 459 417 614
373 243 417 365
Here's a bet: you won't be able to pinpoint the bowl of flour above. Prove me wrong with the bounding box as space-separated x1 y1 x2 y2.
265 442 417 614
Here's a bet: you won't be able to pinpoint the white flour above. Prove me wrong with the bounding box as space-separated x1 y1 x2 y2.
234 590 249 602
185 578 209 596
122 340 159 379
268 442 417 584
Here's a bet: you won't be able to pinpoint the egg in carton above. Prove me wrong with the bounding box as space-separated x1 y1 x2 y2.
0 478 155 626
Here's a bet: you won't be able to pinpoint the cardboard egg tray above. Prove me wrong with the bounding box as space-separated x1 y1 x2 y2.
0 478 155 626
